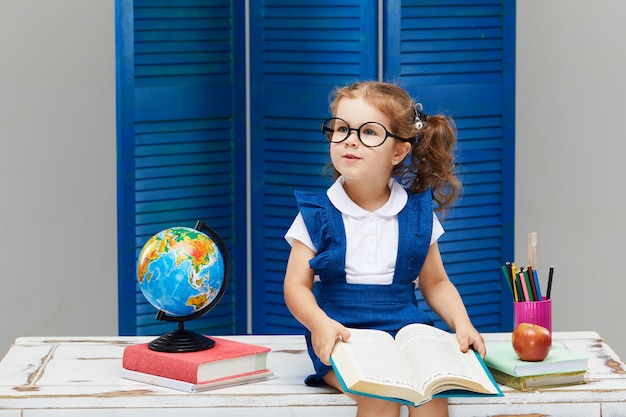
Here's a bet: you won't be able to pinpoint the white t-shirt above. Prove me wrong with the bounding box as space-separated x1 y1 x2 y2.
285 177 444 285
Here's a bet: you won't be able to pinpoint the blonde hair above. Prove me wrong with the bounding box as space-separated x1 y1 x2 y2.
328 81 461 217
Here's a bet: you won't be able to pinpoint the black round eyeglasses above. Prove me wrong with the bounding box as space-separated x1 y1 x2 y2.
321 118 412 148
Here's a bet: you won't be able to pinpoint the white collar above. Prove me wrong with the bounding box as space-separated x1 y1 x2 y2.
326 176 408 218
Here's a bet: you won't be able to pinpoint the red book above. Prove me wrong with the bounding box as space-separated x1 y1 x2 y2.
122 337 270 384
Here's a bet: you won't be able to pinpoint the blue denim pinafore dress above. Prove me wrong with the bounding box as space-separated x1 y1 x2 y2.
294 189 434 386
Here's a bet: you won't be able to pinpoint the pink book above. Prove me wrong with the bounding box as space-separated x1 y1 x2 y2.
122 337 270 384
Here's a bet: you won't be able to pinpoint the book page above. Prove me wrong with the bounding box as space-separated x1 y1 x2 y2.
341 328 420 392
395 324 495 395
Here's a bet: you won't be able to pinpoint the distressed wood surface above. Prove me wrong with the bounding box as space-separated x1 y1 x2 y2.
0 332 624 417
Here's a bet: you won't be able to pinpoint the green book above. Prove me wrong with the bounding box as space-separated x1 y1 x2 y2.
487 367 587 391
484 342 588 377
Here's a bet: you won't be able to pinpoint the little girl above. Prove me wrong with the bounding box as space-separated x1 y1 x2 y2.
283 81 485 417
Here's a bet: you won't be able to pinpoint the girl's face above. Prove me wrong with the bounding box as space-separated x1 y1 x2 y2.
330 96 410 186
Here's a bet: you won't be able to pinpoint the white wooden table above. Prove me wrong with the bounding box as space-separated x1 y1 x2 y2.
0 332 625 416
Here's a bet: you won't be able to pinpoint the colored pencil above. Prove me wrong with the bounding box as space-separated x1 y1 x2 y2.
532 269 542 300
526 265 539 301
546 266 555 299
519 270 530 302
501 265 514 296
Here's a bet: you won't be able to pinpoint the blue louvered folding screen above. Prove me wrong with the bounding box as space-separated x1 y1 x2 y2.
117 0 515 336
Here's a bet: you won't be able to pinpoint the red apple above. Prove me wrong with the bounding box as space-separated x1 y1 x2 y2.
512 323 552 361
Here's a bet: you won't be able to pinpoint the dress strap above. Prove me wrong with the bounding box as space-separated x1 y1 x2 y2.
294 190 347 282
393 191 434 284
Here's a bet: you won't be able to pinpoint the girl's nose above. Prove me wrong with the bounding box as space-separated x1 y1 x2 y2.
344 129 359 146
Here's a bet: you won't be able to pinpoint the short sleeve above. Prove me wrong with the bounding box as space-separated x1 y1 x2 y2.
284 212 317 253
431 212 444 244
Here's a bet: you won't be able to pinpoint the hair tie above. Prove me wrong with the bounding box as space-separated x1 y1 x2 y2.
414 102 428 130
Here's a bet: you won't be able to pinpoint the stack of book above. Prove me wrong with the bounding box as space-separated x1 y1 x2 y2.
121 337 272 392
484 342 588 391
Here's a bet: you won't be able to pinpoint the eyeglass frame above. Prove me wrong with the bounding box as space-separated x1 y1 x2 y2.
320 117 413 148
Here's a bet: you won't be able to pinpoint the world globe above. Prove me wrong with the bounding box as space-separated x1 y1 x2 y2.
136 221 230 352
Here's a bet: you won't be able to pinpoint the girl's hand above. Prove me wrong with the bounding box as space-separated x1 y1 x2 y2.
310 319 352 366
455 324 486 358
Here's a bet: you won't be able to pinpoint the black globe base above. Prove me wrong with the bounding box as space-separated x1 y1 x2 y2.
148 322 215 353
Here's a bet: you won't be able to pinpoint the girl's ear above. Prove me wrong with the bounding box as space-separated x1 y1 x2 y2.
393 142 412 165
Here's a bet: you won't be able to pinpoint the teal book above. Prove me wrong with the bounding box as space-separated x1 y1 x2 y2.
329 324 503 408
484 342 589 377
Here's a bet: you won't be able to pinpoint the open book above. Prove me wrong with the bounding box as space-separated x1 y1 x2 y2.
330 323 502 407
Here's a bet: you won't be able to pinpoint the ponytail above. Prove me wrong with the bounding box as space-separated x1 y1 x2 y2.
400 114 461 219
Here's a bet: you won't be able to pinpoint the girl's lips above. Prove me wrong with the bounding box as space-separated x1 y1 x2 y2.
343 153 360 160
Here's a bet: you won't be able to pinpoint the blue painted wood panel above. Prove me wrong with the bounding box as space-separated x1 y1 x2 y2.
116 0 247 336
384 0 515 331
248 0 379 333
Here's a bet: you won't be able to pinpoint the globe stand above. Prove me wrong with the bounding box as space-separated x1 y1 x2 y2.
148 321 215 352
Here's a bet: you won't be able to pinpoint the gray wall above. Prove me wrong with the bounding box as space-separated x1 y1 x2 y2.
0 0 117 356
516 0 626 356
1 1 624 359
